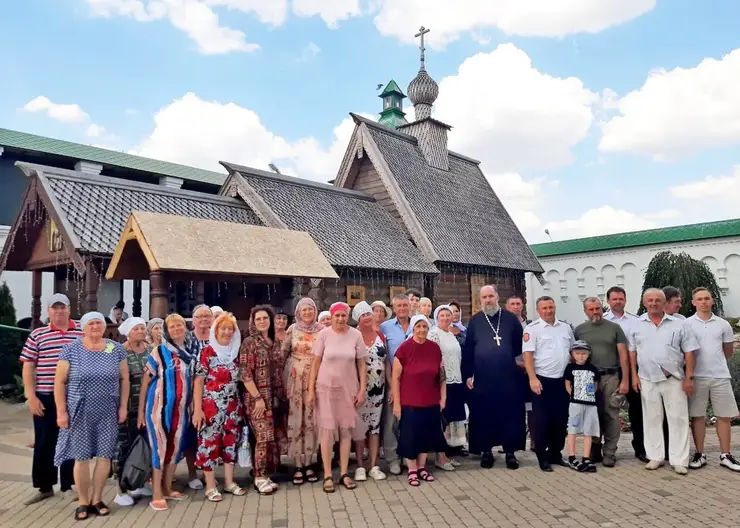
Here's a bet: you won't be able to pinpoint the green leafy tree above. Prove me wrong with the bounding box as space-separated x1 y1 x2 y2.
0 282 22 392
637 251 724 316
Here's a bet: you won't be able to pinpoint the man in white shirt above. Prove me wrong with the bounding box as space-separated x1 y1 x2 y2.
685 287 740 471
628 288 698 475
663 286 686 320
523 296 575 472
603 286 648 463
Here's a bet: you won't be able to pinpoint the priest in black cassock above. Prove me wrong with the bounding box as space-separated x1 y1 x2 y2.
462 285 527 469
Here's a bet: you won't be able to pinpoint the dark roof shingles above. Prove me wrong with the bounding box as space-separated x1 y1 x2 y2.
365 124 543 272
40 168 260 254
234 169 437 273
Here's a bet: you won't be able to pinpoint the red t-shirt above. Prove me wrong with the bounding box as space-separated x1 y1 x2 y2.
395 338 442 408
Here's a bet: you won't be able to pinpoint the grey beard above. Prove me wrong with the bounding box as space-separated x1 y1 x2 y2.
482 306 499 317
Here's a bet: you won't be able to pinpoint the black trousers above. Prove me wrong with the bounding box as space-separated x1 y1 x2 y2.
531 376 569 464
32 393 74 492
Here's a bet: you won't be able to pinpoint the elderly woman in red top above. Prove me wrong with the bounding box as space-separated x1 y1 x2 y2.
308 302 368 493
392 314 448 487
192 312 245 502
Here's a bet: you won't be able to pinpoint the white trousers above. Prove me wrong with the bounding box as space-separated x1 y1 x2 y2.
640 377 690 467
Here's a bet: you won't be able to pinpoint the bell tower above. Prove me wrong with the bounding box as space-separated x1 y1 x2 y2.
378 80 408 129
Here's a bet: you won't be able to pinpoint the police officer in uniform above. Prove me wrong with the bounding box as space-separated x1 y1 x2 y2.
522 296 575 472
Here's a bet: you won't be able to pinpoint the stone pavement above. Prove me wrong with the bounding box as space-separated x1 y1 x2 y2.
2 400 740 528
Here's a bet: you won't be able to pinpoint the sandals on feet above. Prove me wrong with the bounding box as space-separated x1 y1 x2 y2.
164 491 187 501
292 467 305 485
74 505 90 521
305 467 319 483
205 488 223 502
223 483 246 496
407 470 420 487
254 479 275 496
417 468 435 482
92 501 110 516
322 476 335 493
339 473 356 490
149 499 168 511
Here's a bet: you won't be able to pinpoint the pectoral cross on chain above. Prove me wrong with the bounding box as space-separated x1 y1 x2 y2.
415 26 430 71
493 334 502 347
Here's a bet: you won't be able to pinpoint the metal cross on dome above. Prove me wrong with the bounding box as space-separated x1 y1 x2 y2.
415 26 430 71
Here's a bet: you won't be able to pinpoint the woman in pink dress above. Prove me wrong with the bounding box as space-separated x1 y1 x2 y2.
308 302 368 493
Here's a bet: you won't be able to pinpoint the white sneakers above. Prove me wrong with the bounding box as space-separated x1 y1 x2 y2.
720 453 740 472
114 493 135 506
114 486 153 507
645 460 664 470
672 465 688 475
188 478 204 490
689 453 707 469
354 468 367 482
368 466 387 480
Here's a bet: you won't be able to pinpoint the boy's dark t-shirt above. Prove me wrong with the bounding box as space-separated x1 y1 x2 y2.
564 363 600 405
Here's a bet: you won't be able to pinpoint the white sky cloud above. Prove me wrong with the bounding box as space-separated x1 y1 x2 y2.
670 165 740 200
435 43 598 173
22 96 89 123
292 0 361 28
86 123 106 137
485 172 550 232
132 92 366 182
543 206 680 239
599 48 740 161
84 0 263 54
372 0 656 47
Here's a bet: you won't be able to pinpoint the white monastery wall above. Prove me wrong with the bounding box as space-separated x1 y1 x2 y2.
525 236 740 324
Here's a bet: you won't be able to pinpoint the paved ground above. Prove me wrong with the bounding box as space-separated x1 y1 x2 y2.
2 401 740 528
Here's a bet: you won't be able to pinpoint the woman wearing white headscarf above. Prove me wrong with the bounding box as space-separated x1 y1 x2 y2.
428 305 467 468
352 302 388 482
54 312 129 520
192 312 245 502
318 311 331 327
114 317 153 507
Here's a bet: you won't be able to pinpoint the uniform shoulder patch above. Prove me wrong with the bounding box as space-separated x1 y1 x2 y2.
523 333 530 343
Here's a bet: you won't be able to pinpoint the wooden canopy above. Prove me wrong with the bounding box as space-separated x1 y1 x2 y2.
106 211 339 281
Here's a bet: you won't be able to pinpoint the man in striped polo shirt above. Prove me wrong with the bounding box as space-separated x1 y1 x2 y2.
21 293 82 504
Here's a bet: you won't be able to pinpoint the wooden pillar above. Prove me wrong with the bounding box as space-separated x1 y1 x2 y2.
84 259 99 314
31 270 42 330
132 279 143 317
195 281 205 305
150 271 168 319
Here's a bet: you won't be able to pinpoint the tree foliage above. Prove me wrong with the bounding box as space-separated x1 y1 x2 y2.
638 251 724 316
0 282 21 391
0 282 16 325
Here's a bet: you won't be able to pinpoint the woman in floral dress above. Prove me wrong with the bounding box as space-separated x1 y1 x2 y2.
283 297 323 485
241 305 287 495
114 317 153 507
138 313 192 512
192 313 245 502
352 302 387 482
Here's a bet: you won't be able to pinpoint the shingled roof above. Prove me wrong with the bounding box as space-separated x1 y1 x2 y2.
341 115 543 273
19 163 260 255
220 162 439 274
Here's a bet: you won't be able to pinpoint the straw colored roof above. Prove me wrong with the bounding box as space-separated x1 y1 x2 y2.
106 211 338 280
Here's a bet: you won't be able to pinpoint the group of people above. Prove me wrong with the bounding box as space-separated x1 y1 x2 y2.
18 282 740 519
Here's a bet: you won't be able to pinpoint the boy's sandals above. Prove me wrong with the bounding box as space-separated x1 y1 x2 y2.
205 488 223 502
253 479 276 496
292 467 305 485
407 470 420 487
322 477 335 493
223 483 247 496
339 473 356 490
74 505 91 521
149 499 168 511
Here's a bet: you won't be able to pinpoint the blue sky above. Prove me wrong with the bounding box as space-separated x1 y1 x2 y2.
2 0 739 243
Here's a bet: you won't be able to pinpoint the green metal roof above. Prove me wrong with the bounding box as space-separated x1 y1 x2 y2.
379 80 405 98
378 109 408 129
0 127 227 186
531 218 740 258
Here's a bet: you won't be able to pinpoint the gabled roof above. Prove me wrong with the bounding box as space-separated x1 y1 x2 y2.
220 162 439 274
337 115 543 273
16 163 260 255
531 218 740 258
0 128 227 185
106 211 337 280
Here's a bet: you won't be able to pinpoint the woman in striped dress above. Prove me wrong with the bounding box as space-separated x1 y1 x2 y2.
137 313 193 512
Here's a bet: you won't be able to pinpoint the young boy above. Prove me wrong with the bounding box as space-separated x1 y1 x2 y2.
564 340 600 472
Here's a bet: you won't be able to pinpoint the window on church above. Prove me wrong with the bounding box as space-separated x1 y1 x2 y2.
384 97 391 109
